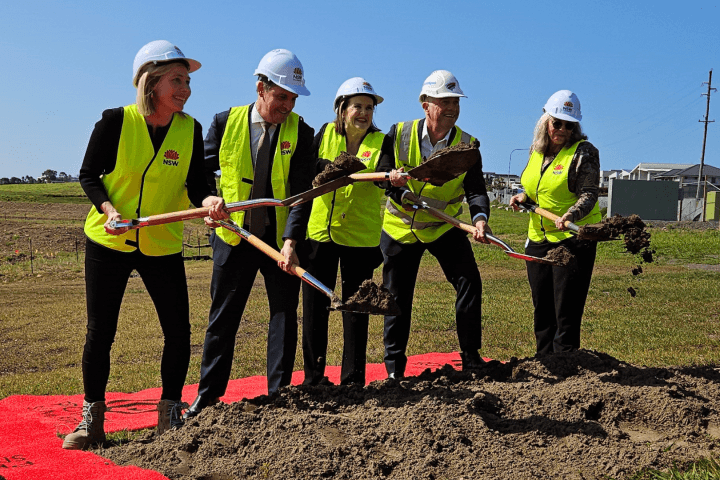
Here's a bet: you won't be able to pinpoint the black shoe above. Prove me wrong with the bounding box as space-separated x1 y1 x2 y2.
181 395 219 420
387 372 404 380
460 350 486 370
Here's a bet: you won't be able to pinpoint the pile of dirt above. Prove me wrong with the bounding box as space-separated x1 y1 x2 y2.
338 279 400 315
312 152 367 187
97 350 720 480
543 245 575 267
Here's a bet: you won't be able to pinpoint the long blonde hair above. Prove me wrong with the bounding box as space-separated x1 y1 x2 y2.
135 61 189 116
530 113 586 154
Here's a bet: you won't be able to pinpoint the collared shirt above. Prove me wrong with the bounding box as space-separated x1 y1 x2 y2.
250 106 278 166
420 121 453 159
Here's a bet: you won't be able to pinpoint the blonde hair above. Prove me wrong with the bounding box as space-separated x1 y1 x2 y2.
530 112 586 155
135 61 189 116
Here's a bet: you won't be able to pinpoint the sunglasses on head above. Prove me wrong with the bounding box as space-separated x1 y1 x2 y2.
551 119 576 131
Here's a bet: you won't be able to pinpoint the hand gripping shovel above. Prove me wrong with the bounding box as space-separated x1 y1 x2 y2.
405 193 557 265
216 220 399 315
112 144 480 231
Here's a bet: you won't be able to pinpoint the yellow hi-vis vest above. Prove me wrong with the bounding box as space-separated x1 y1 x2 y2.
307 123 385 247
382 120 474 244
520 140 602 243
84 104 193 256
215 104 298 249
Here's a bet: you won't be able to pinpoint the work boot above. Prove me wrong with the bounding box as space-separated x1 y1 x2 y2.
61 400 107 450
181 395 219 421
157 399 188 435
387 372 404 381
460 350 486 370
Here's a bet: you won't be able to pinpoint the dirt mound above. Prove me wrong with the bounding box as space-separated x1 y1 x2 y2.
312 152 367 187
97 350 720 480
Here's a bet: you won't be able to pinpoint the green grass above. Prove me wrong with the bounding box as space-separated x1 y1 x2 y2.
2 206 720 476
0 182 89 203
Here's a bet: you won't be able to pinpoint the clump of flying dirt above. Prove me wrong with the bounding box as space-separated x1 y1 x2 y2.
543 245 575 267
312 152 367 187
96 349 720 480
338 279 400 315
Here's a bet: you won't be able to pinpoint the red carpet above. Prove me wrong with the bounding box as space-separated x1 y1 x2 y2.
0 352 467 480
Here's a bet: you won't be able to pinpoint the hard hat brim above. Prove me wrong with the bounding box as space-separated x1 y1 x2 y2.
132 58 201 87
277 83 310 96
334 93 384 113
419 92 467 102
547 112 580 123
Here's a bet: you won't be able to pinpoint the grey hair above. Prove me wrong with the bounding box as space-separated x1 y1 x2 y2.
530 113 587 155
136 61 189 117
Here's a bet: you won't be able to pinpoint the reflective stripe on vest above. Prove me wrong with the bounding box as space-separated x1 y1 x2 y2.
84 104 193 255
520 140 601 243
215 105 298 249
382 119 474 244
307 123 385 246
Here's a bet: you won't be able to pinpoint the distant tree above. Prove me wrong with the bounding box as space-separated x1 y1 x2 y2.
23 175 36 184
58 172 69 182
42 169 57 182
0 178 9 185
9 177 22 184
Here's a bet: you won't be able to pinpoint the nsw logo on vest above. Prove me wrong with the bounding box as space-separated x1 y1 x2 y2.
553 164 564 175
163 150 180 167
361 151 371 158
280 141 292 156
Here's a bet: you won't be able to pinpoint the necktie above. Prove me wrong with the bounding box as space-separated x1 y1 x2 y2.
248 121 271 237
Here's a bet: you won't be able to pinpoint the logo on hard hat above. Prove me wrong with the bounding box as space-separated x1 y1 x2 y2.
446 82 456 91
163 150 180 166
174 46 183 56
293 67 303 82
553 164 564 175
362 82 373 91
564 101 574 108
281 141 292 155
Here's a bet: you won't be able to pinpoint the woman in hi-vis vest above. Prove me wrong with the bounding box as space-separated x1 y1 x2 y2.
301 78 386 386
63 41 226 450
510 90 601 355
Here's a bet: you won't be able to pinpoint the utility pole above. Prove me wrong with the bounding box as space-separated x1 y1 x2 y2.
695 69 716 221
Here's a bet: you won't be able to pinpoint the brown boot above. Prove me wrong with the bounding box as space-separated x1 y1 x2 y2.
62 401 107 450
157 399 188 435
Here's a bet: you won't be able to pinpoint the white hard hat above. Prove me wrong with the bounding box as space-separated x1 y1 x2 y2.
419 70 466 102
333 77 384 113
254 49 310 96
543 90 582 122
132 40 201 87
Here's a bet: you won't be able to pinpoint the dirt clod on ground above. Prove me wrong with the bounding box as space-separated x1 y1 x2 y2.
627 286 637 297
312 152 367 187
543 245 575 267
632 265 643 276
97 350 720 480
338 279 400 315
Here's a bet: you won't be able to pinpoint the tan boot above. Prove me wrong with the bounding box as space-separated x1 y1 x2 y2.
157 399 188 435
62 400 107 450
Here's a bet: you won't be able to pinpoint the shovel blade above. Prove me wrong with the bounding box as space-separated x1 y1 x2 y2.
409 142 480 186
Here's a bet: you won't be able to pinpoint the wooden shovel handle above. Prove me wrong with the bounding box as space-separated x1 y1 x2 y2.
348 172 391 182
520 202 580 233
144 207 210 225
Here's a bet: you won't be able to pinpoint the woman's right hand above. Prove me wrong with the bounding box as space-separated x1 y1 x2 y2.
101 202 129 235
509 192 527 211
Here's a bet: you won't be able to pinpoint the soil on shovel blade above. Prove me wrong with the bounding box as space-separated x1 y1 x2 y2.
97 349 720 480
338 279 400 315
543 245 575 267
579 214 654 261
312 152 367 187
412 140 480 186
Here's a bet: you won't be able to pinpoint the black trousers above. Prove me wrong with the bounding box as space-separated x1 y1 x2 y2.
301 239 382 385
197 231 300 396
525 236 597 354
380 228 483 376
82 238 191 402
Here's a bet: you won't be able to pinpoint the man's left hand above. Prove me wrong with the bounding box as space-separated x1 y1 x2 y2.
473 220 492 244
279 239 298 273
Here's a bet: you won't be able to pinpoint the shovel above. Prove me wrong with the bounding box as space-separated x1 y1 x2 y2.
215 220 371 314
112 145 480 231
405 193 557 265
518 202 581 233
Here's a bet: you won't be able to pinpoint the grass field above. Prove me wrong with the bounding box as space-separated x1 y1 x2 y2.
1 187 719 478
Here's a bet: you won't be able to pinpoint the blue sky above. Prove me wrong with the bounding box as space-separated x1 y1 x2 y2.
1 0 718 180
